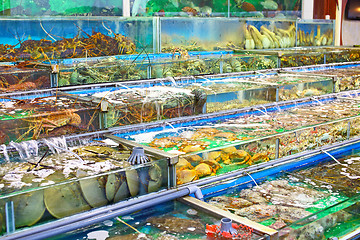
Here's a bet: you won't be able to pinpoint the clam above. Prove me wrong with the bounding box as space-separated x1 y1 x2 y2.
148 164 162 193
113 181 130 203
44 182 91 219
125 169 139 197
148 164 162 181
79 176 108 208
148 179 162 193
106 173 122 202
12 190 45 227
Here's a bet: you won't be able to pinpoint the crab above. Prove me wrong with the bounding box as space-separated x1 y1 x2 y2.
231 150 252 164
176 169 199 185
219 148 251 165
194 163 216 178
176 157 194 170
212 132 238 141
205 151 222 161
176 160 218 185
178 140 209 153
27 109 82 140
184 154 203 163
191 127 220 140
149 137 181 149
250 153 270 164
200 159 222 171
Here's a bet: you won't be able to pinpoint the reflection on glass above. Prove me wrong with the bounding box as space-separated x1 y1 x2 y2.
0 0 123 16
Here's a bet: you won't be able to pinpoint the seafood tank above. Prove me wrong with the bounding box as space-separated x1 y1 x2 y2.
16 116 360 240
297 20 334 47
240 46 360 68
0 18 334 64
0 17 153 62
57 51 277 86
160 18 296 52
134 0 302 18
0 63 51 93
112 91 360 186
186 71 334 113
202 141 360 239
0 0 123 16
61 70 333 123
290 62 360 92
49 197 273 240
0 135 170 236
0 91 101 144
65 84 206 127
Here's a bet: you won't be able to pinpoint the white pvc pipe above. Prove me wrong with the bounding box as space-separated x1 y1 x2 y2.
122 0 130 17
302 0 314 20
335 0 342 46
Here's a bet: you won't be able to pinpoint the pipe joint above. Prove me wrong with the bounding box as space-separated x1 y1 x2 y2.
186 185 204 201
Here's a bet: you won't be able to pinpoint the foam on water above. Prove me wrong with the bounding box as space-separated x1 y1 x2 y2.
87 230 109 240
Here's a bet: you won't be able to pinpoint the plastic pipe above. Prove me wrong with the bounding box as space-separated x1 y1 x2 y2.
187 185 204 201
2 185 203 240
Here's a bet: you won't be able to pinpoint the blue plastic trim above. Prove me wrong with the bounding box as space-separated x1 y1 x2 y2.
291 63 360 72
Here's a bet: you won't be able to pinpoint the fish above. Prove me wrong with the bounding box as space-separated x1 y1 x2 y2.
182 6 198 16
241 2 257 12
157 9 165 17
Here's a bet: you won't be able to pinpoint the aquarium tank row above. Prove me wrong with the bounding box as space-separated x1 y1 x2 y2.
0 17 334 64
1 0 301 18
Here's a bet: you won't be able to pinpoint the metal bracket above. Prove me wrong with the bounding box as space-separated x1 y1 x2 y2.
5 201 15 234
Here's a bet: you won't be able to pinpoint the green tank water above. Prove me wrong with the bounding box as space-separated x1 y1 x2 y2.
134 0 301 18
0 0 122 16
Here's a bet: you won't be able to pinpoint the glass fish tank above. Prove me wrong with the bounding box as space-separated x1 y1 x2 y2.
56 51 225 86
160 17 296 52
0 135 169 236
0 0 123 16
49 198 271 240
61 70 333 123
0 63 51 93
291 63 360 92
237 46 359 69
64 83 206 127
115 94 360 186
203 143 360 239
0 17 153 62
134 0 302 18
297 20 335 47
0 91 100 144
58 58 150 86
57 51 278 87
188 72 334 113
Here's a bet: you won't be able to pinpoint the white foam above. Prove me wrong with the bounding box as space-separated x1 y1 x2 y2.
87 230 109 240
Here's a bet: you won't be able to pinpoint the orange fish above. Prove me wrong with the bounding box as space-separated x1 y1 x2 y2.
157 9 165 17
182 6 198 16
241 2 256 12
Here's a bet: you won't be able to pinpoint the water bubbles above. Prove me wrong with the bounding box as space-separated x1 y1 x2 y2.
186 208 198 215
